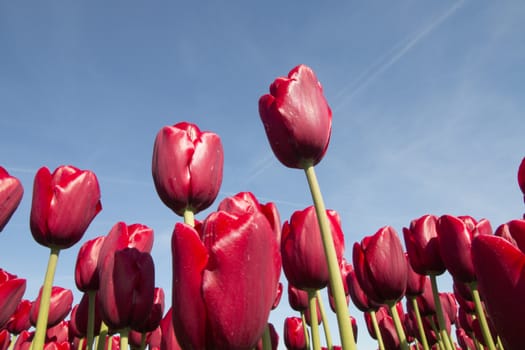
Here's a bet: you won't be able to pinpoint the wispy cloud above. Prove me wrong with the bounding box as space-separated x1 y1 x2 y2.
333 0 465 111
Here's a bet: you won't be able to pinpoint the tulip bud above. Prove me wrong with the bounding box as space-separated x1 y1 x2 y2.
98 247 155 331
405 254 426 297
281 206 344 290
495 219 525 252
132 287 165 333
0 166 23 232
258 64 332 169
5 299 32 334
283 317 307 350
353 226 407 305
30 165 101 249
0 270 26 329
518 157 525 199
152 122 224 216
30 286 73 328
287 284 309 312
75 236 105 292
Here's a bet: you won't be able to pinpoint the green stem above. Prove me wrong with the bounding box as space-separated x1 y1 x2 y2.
96 322 109 350
389 303 409 350
316 291 333 350
304 164 356 350
261 324 272 350
410 296 430 350
139 332 147 350
8 334 17 350
469 282 497 350
31 247 61 350
183 208 195 227
301 311 311 350
427 318 445 350
370 310 385 350
86 290 97 350
307 290 321 350
120 328 130 350
496 336 505 350
429 275 453 350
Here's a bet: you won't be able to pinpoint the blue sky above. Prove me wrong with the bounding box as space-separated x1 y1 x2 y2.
1 1 524 348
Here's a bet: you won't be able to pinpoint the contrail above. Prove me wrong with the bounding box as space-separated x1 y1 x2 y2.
333 0 465 111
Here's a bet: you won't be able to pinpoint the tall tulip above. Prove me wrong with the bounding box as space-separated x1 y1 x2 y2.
472 234 525 350
171 192 281 350
281 206 344 290
0 166 23 232
259 64 355 349
152 121 223 223
0 270 26 329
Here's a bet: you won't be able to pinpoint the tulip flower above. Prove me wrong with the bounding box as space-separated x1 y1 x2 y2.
30 165 101 249
30 286 73 328
258 64 332 169
0 329 9 350
70 293 102 338
0 270 26 329
75 236 105 292
132 287 164 333
402 214 445 276
171 192 281 350
45 320 69 344
472 234 525 350
288 284 309 312
494 219 525 252
353 226 407 305
283 317 307 350
282 206 344 290
405 254 426 298
518 157 525 199
255 323 278 350
98 247 155 332
0 166 23 232
152 121 224 220
5 299 32 335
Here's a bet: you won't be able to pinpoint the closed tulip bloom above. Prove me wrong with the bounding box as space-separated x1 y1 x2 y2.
0 166 23 232
353 226 407 305
283 317 307 350
30 286 73 328
258 64 332 169
133 287 164 333
518 157 525 198
75 236 105 292
30 165 101 249
346 264 378 312
171 193 281 350
472 234 525 350
405 254 426 297
99 247 155 331
70 293 102 337
45 320 69 344
152 122 224 216
0 329 9 350
288 284 309 312
402 214 445 276
0 270 26 329
437 215 492 283
282 206 344 290
495 219 525 252
5 299 32 334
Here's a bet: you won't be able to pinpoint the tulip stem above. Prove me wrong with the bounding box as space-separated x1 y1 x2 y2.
87 290 96 350
301 311 311 350
369 310 385 350
262 324 272 350
429 275 453 350
183 208 195 227
469 282 497 350
308 290 321 350
8 335 17 350
389 303 409 350
96 322 109 350
31 247 61 350
410 296 430 350
304 164 356 350
316 291 333 350
120 328 130 350
139 332 147 350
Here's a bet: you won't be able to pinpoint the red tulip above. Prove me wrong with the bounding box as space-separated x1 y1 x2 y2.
471 234 525 350
152 121 224 216
494 219 525 252
70 293 101 337
283 317 307 350
98 247 155 331
402 214 445 275
75 236 105 292
346 264 378 312
45 320 69 344
0 270 26 329
30 165 101 249
405 254 426 297
353 226 407 305
282 206 344 290
160 308 182 350
414 277 435 316
258 64 332 169
12 330 33 350
171 193 281 350
456 327 476 350
287 284 309 312
0 329 9 350
437 215 492 283
132 287 164 333
5 299 32 334
518 157 525 198
30 286 73 328
0 166 23 232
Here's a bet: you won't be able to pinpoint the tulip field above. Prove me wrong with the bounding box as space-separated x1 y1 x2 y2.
1 64 525 350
